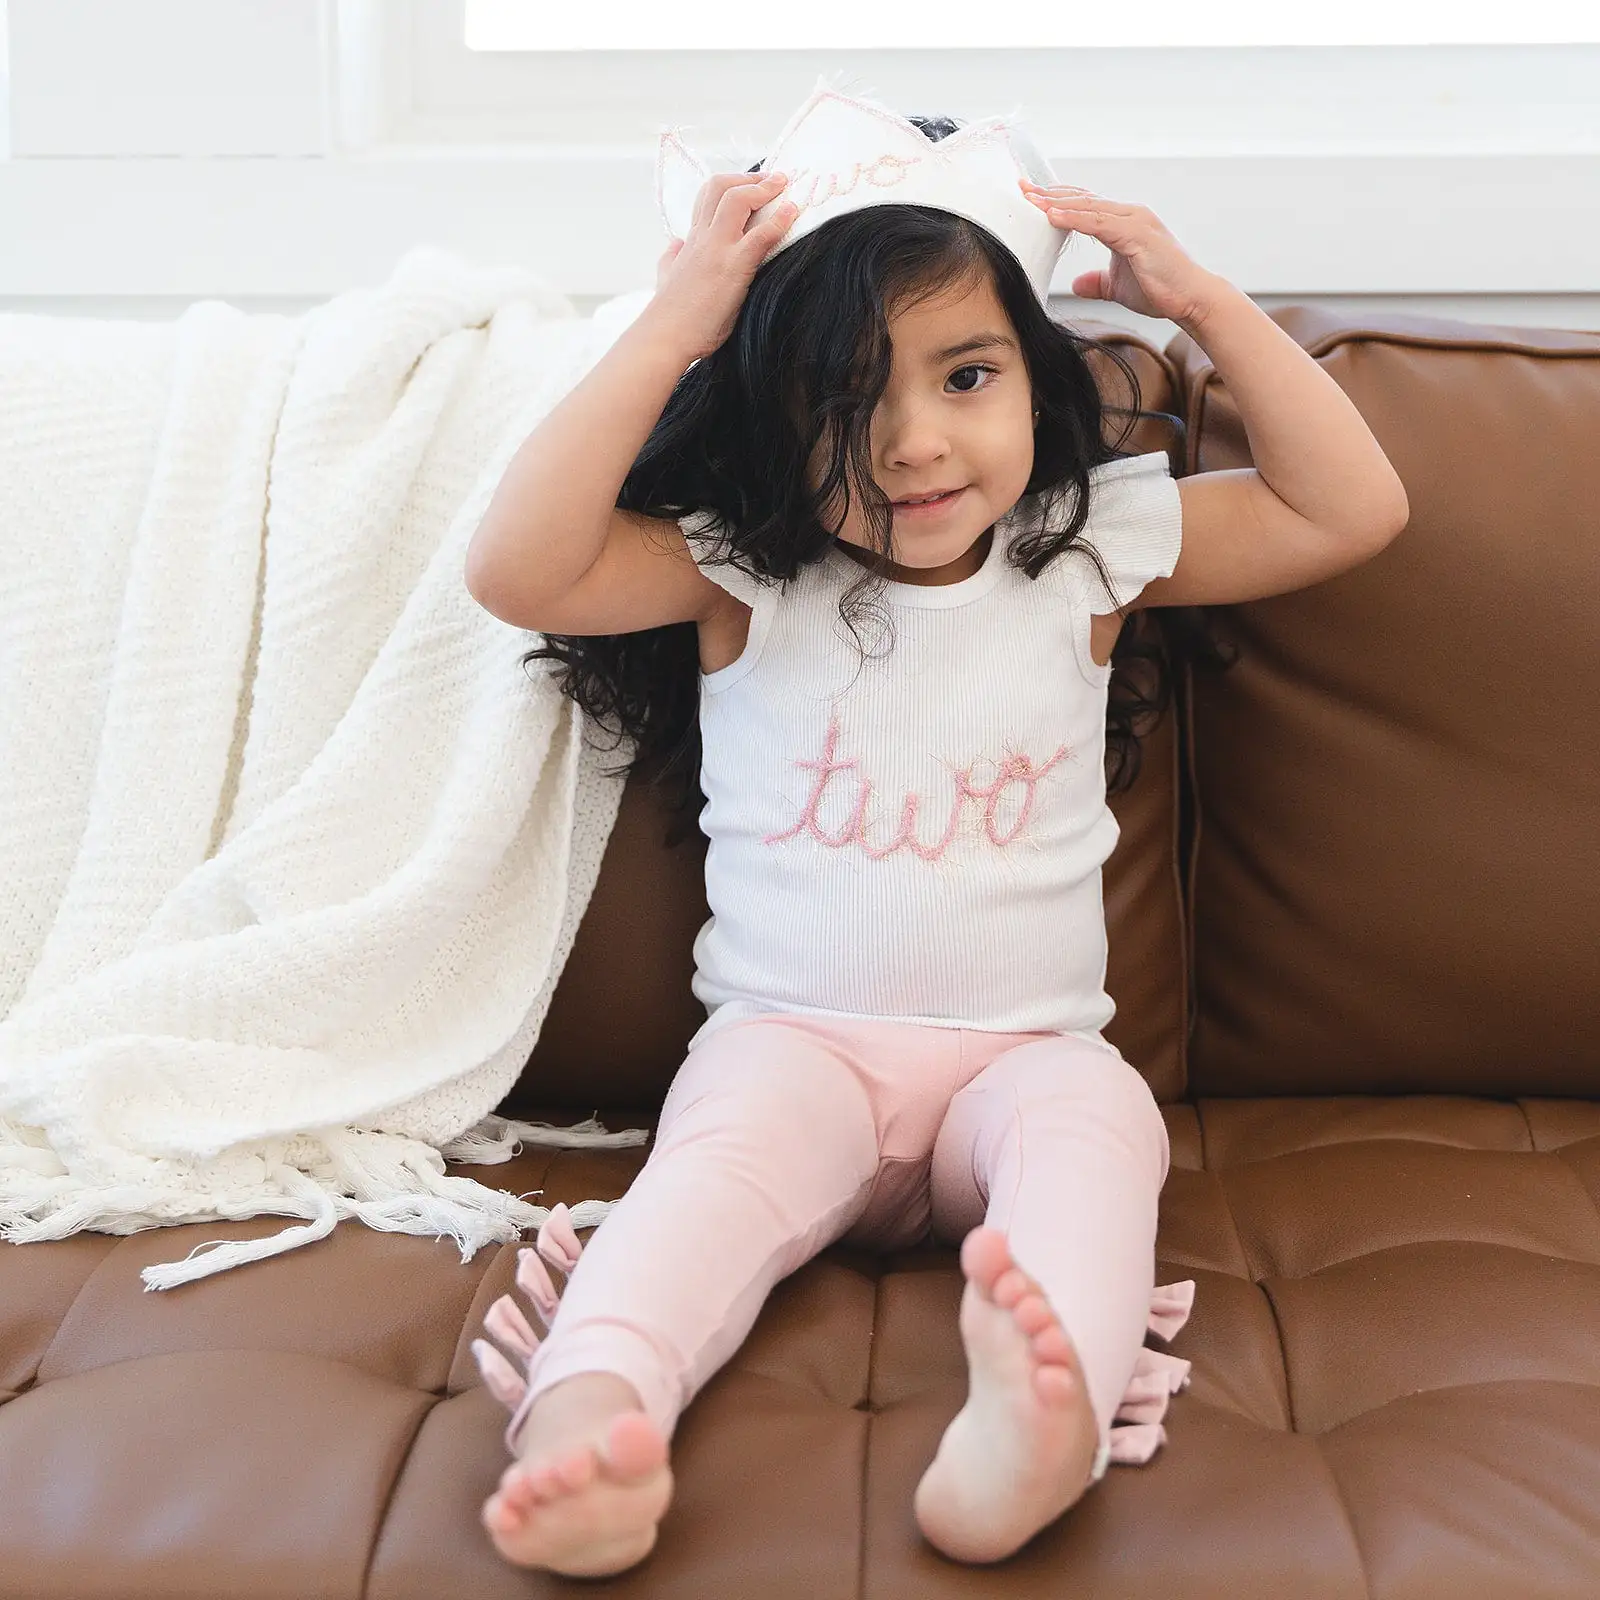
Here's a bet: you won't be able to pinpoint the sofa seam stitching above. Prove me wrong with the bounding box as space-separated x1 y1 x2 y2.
1206 1118 1257 1283
1314 1435 1376 1600
1513 1096 1538 1152
360 1391 439 1600
1258 1275 1298 1436
856 1267 880 1600
1545 1146 1600 1247
1510 1095 1600 1250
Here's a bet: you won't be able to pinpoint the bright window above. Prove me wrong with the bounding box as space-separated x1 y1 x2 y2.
466 0 1600 51
2 0 1595 303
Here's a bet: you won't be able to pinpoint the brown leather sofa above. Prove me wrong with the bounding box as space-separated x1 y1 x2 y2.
2 304 1597 1599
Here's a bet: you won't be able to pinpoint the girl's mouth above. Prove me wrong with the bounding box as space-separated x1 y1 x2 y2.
892 488 965 517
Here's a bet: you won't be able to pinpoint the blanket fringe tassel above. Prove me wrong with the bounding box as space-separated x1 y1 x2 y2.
0 1112 647 1291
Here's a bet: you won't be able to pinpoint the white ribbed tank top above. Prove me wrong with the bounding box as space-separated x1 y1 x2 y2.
677 450 1183 1050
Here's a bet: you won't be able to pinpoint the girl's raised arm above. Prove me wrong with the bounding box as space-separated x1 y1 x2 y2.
465 169 798 631
1020 181 1410 612
464 307 707 624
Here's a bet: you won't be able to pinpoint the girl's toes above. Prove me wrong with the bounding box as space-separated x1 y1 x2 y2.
959 1226 1012 1292
607 1411 669 1478
484 1492 519 1534
1030 1325 1075 1363
554 1450 598 1493
1034 1364 1077 1403
1012 1293 1054 1336
528 1465 564 1503
991 1266 1032 1309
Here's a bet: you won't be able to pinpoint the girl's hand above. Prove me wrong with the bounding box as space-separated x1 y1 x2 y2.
647 170 800 361
1019 180 1227 327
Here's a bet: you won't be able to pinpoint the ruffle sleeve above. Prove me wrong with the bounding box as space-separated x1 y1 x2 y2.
1078 451 1184 613
678 508 771 610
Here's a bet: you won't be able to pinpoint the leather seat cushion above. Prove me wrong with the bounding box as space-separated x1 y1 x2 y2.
4 1097 1599 1598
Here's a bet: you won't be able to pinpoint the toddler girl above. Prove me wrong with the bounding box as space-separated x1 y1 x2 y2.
463 87 1408 1579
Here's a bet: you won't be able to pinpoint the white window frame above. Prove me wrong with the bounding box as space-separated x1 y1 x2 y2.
1 0 1597 303
395 1 1600 156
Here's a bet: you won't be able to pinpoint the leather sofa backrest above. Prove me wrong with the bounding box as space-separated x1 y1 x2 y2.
1172 307 1600 1097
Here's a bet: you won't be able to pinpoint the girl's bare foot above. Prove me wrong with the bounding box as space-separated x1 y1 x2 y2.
480 1372 673 1577
913 1227 1101 1564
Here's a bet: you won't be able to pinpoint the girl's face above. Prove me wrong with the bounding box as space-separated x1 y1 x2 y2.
812 269 1035 586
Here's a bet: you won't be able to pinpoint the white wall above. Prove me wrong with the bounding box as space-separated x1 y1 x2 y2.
3 1 1598 336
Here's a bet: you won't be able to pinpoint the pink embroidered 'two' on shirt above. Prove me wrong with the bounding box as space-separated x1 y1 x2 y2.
677 450 1183 1050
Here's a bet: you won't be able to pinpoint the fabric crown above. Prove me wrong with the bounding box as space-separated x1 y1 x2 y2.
655 73 1072 304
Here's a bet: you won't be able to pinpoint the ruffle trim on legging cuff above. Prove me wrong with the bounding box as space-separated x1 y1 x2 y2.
471 1209 1197 1470
1089 1278 1197 1481
469 1202 586 1456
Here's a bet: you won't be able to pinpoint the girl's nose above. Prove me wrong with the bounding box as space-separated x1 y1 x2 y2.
883 415 949 466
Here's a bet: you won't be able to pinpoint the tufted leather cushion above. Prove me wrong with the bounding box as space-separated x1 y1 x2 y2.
6 1101 1600 1597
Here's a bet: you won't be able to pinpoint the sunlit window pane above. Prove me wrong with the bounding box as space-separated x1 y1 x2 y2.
466 0 1600 51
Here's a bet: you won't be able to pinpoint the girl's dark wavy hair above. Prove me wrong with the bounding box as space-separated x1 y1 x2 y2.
523 113 1235 847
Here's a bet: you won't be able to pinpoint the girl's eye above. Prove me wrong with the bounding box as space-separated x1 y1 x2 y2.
948 364 999 394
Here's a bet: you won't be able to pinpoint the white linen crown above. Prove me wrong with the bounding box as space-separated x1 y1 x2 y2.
654 73 1072 303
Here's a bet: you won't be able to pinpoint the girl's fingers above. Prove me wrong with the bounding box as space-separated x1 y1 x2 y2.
1024 189 1094 216
697 170 788 232
727 176 791 238
770 200 799 230
1026 194 1134 240
1042 203 1106 230
748 199 800 250
1020 179 1095 198
692 172 753 230
1022 183 1139 220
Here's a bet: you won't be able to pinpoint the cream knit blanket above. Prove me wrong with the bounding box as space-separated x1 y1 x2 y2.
0 249 655 1290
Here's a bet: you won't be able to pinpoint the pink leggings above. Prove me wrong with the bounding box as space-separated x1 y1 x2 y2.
507 1014 1171 1459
